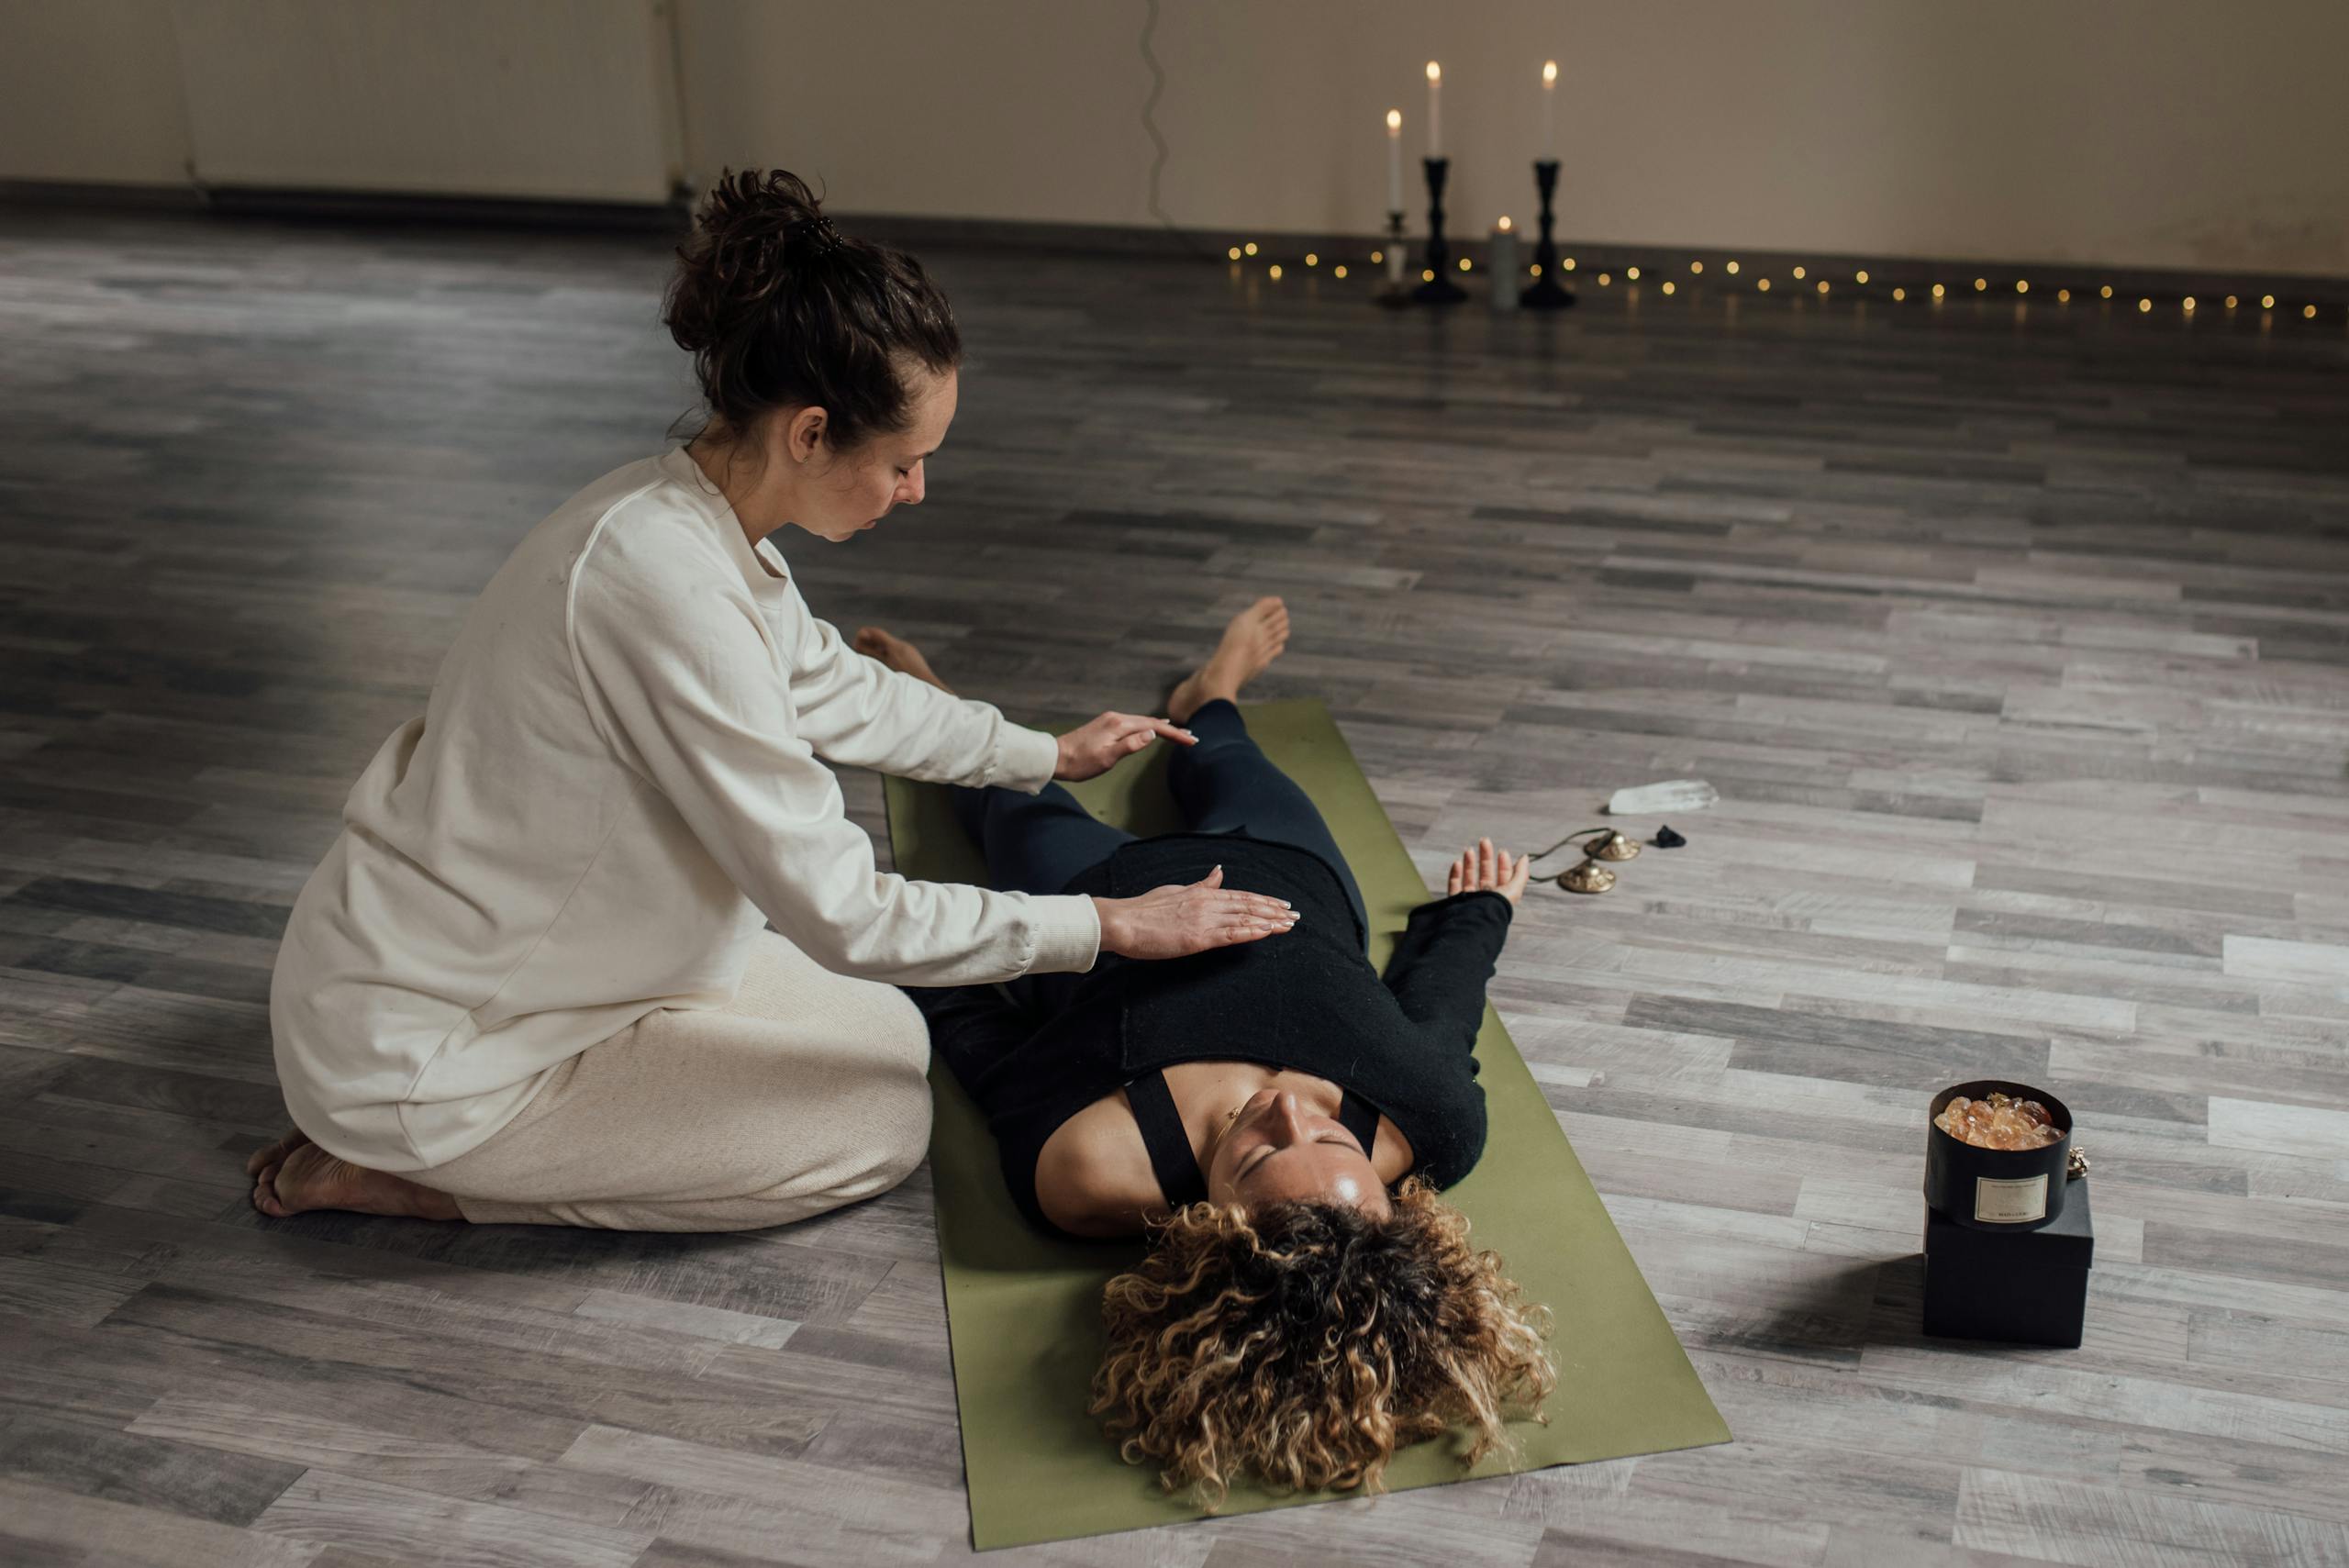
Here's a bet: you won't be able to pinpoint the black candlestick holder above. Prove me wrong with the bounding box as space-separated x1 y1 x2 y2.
1375 208 1411 310
1413 158 1468 306
1520 159 1576 310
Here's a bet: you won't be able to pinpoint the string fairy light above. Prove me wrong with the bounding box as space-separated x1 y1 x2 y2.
1214 228 2332 328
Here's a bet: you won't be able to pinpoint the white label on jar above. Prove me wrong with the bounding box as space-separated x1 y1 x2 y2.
1974 1174 2048 1224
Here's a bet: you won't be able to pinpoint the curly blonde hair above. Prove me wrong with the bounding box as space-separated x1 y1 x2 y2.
1087 1179 1555 1509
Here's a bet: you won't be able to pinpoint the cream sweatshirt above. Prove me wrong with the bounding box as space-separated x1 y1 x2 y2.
269 446 1102 1173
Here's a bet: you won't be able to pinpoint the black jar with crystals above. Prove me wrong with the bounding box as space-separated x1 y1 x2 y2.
1924 1079 2076 1232
1922 1079 2094 1347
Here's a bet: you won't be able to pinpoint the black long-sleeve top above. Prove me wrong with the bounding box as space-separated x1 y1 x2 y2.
906 830 1513 1240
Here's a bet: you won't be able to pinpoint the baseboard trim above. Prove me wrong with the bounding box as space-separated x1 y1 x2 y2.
0 178 206 211
3 178 2338 306
0 177 689 233
837 211 2345 309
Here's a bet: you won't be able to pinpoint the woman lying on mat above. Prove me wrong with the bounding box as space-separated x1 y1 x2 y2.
860 601 1556 1507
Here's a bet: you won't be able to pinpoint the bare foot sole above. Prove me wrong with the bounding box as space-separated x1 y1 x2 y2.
252 1140 463 1222
1168 596 1290 724
853 626 951 692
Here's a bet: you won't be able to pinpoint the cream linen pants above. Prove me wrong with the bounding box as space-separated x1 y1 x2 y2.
411 929 934 1231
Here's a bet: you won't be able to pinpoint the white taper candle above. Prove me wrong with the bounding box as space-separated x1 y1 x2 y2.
1386 109 1403 212
1542 61 1558 159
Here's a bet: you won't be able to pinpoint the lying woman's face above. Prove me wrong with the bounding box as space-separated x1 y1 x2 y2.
1204 1088 1390 1217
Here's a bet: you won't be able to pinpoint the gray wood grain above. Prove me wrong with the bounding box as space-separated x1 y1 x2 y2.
1 200 2344 1565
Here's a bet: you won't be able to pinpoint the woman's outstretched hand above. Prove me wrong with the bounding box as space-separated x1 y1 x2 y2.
1054 712 1197 782
1447 838 1531 905
1092 866 1297 960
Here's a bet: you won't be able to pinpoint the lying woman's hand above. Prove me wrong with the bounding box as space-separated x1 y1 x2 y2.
1447 838 1531 905
1092 866 1297 960
1054 712 1197 782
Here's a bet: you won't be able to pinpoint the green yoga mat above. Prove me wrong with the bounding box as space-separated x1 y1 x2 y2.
884 699 1729 1550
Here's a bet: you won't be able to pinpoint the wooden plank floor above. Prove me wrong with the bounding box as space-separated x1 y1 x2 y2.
3 203 2346 1567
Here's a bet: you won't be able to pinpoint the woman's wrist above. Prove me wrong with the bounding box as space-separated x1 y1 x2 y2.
1089 895 1123 955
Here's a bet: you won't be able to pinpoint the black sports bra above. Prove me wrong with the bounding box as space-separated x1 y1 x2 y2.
1121 1068 1382 1210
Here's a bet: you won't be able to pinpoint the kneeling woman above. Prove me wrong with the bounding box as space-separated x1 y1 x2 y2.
861 602 1557 1507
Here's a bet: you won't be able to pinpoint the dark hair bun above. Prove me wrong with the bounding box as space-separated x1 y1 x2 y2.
663 168 960 454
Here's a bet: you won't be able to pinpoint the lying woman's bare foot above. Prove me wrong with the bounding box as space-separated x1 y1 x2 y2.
250 1134 462 1222
853 626 952 693
1168 596 1290 724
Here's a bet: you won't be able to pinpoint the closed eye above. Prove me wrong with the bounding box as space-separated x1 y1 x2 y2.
1241 1134 1359 1178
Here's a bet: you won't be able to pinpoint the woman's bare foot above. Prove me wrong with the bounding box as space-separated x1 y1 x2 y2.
244 1126 312 1178
248 1127 463 1221
1168 597 1290 724
853 626 952 693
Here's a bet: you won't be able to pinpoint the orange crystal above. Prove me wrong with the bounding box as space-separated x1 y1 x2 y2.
1934 1091 2061 1151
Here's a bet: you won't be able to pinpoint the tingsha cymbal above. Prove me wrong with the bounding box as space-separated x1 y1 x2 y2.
1559 859 1616 895
1585 829 1642 862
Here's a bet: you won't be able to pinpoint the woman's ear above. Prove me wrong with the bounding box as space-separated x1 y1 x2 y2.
784 405 828 464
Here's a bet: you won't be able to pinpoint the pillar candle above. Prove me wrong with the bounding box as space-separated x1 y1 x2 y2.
1488 218 1518 313
1542 61 1558 160
1385 109 1403 212
1425 61 1442 158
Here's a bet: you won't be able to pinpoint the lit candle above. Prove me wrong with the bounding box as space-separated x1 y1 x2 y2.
1542 61 1558 160
1488 217 1518 313
1385 109 1402 213
1425 61 1442 158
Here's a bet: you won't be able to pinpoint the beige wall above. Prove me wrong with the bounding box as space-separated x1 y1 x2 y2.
0 0 191 185
168 0 682 201
6 0 2344 277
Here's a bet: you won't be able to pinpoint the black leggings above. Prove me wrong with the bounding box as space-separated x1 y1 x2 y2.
949 699 1368 1009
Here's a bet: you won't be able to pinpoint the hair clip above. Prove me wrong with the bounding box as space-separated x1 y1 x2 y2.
796 215 843 257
